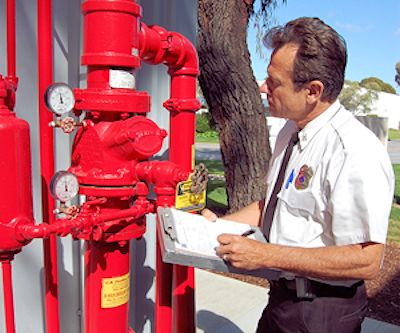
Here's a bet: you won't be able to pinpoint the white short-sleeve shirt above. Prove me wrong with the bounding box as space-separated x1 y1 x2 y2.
265 101 394 248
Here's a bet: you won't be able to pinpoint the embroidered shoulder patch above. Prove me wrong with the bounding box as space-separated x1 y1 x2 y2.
295 165 313 190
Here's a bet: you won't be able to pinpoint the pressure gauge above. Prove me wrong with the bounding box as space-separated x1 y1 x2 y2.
45 83 75 115
50 171 79 202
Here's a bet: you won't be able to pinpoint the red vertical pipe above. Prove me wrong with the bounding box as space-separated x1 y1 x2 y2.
154 190 175 333
37 1 60 332
84 240 131 333
1 259 16 333
6 0 16 78
169 74 196 333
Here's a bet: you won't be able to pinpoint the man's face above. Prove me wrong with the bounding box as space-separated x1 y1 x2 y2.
259 44 309 122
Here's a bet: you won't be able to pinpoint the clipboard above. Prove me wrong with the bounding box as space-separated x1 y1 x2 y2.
157 207 281 280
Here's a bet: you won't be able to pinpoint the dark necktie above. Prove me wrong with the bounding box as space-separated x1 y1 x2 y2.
262 131 299 241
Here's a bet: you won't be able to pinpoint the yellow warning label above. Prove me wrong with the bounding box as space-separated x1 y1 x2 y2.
175 179 206 212
101 273 130 309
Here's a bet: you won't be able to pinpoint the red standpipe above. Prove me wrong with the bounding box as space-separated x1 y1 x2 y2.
74 2 145 332
37 1 61 332
169 74 197 333
140 23 200 333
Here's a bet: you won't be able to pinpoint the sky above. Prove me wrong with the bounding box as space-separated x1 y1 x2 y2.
247 0 400 94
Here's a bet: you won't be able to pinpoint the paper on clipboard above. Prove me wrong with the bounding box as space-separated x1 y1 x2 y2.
157 207 281 280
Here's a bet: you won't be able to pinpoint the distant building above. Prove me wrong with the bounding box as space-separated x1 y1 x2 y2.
370 91 400 129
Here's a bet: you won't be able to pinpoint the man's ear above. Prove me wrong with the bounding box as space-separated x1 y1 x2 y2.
306 80 324 104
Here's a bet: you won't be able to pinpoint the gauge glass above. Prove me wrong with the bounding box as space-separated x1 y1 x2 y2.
45 83 75 115
50 171 79 202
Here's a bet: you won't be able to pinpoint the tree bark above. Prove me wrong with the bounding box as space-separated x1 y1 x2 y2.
198 0 271 212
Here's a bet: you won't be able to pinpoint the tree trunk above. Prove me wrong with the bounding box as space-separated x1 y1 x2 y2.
198 0 271 212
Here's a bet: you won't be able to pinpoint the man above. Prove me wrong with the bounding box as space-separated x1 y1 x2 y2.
202 17 394 333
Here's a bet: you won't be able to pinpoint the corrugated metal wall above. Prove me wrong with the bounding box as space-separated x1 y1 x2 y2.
0 1 197 332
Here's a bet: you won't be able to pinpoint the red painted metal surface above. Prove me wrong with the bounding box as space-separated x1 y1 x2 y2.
74 2 148 332
140 23 200 333
1 258 16 333
84 240 131 333
69 117 167 187
169 75 198 333
0 77 34 254
0 1 200 332
81 0 142 68
37 1 61 332
6 0 16 79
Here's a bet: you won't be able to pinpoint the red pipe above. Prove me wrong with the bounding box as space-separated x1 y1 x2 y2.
140 24 200 333
6 0 16 79
1 258 16 333
169 75 197 333
84 240 131 333
37 1 60 332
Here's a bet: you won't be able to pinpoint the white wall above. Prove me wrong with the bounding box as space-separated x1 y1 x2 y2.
0 1 197 333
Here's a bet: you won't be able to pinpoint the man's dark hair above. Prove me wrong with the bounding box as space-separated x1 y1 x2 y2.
264 17 347 102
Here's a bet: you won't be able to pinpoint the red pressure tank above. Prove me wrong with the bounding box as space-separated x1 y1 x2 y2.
0 79 34 254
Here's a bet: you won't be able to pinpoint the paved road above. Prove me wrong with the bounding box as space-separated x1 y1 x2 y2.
388 140 400 164
195 143 221 161
197 141 400 164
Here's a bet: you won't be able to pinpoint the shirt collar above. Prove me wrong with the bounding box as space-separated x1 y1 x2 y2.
298 100 342 150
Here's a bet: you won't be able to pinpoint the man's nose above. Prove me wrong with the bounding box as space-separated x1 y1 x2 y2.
260 82 268 94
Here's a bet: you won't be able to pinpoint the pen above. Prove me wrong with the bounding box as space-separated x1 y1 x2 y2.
241 229 255 237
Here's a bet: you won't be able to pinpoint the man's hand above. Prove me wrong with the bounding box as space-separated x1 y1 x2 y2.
215 234 267 270
201 208 218 222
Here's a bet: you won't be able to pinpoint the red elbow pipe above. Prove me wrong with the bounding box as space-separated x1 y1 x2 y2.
140 23 200 333
37 0 60 332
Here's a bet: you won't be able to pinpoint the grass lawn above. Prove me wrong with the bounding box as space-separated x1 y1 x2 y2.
392 164 400 198
388 206 400 243
195 132 220 144
389 129 400 141
198 159 400 244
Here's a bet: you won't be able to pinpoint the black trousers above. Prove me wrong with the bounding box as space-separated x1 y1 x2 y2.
256 280 367 333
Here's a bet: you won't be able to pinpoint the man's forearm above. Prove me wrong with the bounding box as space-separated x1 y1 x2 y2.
260 242 384 280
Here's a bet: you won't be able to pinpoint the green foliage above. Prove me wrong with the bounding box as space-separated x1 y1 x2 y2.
396 63 400 86
360 77 396 94
196 112 213 133
195 131 219 144
338 80 378 115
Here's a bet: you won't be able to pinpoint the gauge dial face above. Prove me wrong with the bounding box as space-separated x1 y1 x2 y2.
45 83 75 115
50 171 79 202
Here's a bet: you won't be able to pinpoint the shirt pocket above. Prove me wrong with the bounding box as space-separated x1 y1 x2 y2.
277 187 317 218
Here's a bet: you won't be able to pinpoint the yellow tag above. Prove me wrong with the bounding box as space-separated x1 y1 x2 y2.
175 179 206 212
101 273 130 308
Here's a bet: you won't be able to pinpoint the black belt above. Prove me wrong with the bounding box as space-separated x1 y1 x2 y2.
269 278 364 300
